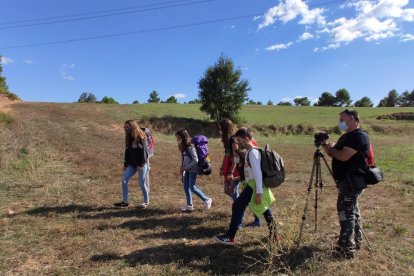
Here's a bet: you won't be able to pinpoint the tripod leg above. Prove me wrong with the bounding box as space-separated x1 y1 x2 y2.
321 154 336 183
297 156 317 247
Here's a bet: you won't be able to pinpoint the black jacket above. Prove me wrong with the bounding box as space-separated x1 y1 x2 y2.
124 139 146 168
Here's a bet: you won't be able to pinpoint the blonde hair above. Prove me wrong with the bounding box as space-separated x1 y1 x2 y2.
124 120 146 145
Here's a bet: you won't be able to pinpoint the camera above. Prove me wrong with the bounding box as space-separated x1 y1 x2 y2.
314 131 329 147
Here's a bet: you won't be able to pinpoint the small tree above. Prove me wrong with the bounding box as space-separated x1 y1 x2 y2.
294 97 311 106
400 89 414 107
132 100 140 104
354 96 374 107
101 96 119 104
378 89 400 107
148 90 160 103
334 88 352 107
0 56 8 92
198 54 249 123
317 92 336 106
78 92 97 103
267 100 273 105
165 96 178 103
277 101 292 106
188 98 202 104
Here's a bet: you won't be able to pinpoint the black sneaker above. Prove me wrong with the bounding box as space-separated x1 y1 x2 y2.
214 235 235 245
114 202 129 208
332 246 354 259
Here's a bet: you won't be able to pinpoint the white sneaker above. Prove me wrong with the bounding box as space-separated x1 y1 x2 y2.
180 205 194 211
140 203 149 209
204 198 212 211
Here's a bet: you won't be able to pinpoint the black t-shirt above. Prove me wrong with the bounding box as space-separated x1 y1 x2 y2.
332 129 370 181
225 136 237 156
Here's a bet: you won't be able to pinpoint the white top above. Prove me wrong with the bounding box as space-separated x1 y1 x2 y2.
244 148 263 194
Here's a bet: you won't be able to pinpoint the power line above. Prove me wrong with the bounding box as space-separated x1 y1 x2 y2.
0 0 347 50
0 0 215 30
0 14 257 50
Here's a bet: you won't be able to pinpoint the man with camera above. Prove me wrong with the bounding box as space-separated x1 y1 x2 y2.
322 109 370 259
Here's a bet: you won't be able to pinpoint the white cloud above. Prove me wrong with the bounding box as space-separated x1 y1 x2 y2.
0 56 13 65
24 60 33 64
281 97 293 102
266 41 293 51
173 93 186 99
61 63 76 81
258 0 326 30
298 32 314 41
62 74 75 81
401 33 414 41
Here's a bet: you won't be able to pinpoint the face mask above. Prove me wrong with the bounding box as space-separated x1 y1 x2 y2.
338 121 347 131
125 127 132 134
234 157 240 163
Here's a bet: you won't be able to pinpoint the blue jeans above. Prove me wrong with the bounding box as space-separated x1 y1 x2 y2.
224 180 240 201
226 185 276 239
183 172 208 206
122 164 149 204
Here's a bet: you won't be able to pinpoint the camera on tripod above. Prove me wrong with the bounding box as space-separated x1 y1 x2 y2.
314 131 329 147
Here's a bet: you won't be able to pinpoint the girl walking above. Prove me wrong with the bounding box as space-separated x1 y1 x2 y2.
114 120 150 208
176 129 212 211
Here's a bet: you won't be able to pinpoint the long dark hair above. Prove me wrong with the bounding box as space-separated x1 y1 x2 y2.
234 127 252 140
220 118 237 145
175 129 192 152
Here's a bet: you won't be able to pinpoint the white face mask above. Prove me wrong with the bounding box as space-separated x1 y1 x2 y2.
234 156 240 163
339 120 347 131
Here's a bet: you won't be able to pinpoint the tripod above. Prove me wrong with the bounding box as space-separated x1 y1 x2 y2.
297 147 335 247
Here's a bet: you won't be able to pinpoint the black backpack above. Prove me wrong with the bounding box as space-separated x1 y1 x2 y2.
247 145 285 188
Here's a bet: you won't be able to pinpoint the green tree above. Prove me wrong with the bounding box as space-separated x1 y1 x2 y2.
101 96 119 104
247 99 256 105
277 101 292 106
198 54 249 123
78 92 96 103
0 56 8 92
148 90 160 103
132 100 140 104
400 89 414 107
317 92 336 106
354 96 374 107
294 97 311 106
378 89 400 107
267 100 273 105
188 98 202 104
165 96 178 103
335 88 352 107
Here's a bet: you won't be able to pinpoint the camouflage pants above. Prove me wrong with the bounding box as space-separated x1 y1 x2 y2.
337 181 364 250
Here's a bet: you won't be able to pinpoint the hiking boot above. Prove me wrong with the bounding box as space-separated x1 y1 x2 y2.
332 245 355 259
355 242 362 250
246 219 262 228
204 198 212 211
180 205 194 211
140 203 149 209
214 235 235 245
114 202 129 208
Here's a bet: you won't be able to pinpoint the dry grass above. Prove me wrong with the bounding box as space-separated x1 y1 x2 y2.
1 103 413 275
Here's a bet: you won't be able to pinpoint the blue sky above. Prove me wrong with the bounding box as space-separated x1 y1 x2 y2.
1 0 413 105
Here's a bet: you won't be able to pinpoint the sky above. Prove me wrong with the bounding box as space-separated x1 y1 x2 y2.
1 0 413 105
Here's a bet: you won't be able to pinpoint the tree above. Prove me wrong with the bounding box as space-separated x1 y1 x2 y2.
148 90 160 103
132 100 140 104
188 98 202 104
267 100 273 105
294 97 311 106
165 96 177 103
277 101 292 106
0 56 9 92
354 96 374 107
378 89 400 107
78 92 96 103
335 88 352 107
317 92 336 106
400 89 414 107
247 99 257 105
101 96 119 104
198 54 249 123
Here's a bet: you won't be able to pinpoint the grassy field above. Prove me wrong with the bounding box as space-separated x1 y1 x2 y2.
1 102 413 275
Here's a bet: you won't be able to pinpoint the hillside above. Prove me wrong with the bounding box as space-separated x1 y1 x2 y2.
1 102 413 275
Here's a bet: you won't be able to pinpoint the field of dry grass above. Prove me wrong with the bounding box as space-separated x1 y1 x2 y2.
1 102 413 275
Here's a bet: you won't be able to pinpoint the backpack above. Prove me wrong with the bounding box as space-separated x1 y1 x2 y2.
141 127 154 159
247 144 285 188
191 135 212 175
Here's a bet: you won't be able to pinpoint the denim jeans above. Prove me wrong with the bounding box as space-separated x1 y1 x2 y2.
226 185 276 239
224 180 240 201
122 164 149 203
183 172 208 206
